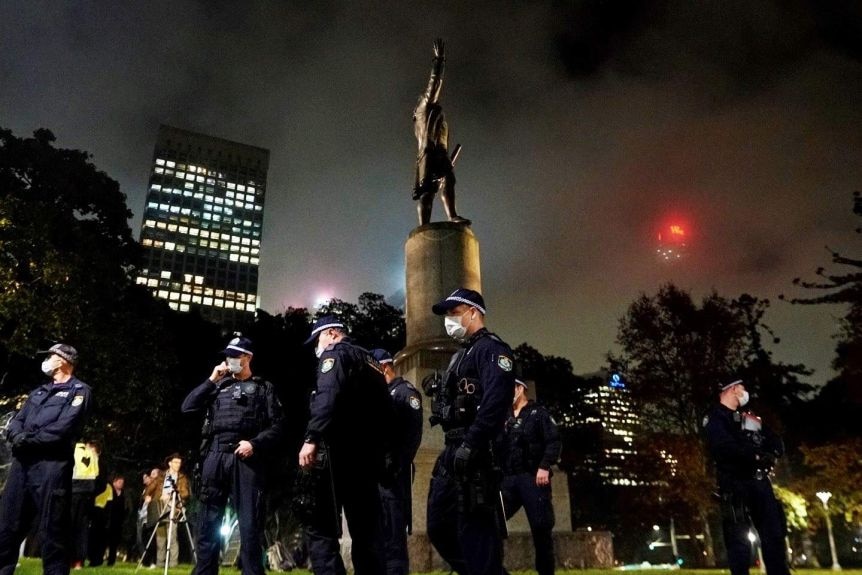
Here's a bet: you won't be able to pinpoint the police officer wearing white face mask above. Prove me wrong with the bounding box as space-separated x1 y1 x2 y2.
0 343 92 575
703 379 789 575
426 288 515 575
181 336 284 575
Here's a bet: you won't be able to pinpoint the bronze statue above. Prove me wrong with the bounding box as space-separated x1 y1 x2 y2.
412 39 470 226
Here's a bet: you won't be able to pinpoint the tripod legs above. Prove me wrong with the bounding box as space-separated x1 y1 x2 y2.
135 491 195 574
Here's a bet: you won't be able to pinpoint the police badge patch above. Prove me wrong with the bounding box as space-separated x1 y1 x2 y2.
409 396 421 410
321 358 335 373
72 395 84 407
497 355 513 371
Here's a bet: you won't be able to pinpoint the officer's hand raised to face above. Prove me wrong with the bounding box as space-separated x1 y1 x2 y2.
210 362 230 382
536 468 550 487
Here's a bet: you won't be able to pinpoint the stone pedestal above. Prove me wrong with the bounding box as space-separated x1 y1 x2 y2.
398 220 483 529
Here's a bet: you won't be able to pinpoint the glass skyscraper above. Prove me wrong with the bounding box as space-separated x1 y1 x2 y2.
576 372 640 485
136 125 269 328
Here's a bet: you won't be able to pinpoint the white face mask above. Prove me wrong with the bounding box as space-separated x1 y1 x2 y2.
739 390 750 407
41 358 59 377
315 335 328 359
444 311 473 341
227 358 243 374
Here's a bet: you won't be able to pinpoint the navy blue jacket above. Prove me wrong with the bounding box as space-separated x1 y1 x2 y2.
500 400 562 475
182 375 284 454
703 403 783 487
449 328 516 450
388 376 423 475
305 337 393 468
6 376 92 460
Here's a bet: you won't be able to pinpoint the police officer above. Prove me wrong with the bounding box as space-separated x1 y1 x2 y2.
0 343 92 575
499 379 561 575
298 316 391 575
426 288 516 575
181 336 284 575
370 348 423 575
703 379 789 575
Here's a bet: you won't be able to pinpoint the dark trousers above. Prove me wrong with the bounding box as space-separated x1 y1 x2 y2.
87 505 108 565
106 525 122 565
380 472 412 575
192 451 265 575
722 479 790 575
69 491 93 564
0 458 72 575
427 446 504 575
306 453 385 575
501 472 555 575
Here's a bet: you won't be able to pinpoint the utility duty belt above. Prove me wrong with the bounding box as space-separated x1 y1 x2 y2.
444 428 466 445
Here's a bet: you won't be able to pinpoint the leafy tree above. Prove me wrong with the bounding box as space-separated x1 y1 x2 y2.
0 127 221 474
794 438 862 522
0 128 137 353
609 283 811 564
315 292 405 352
783 191 862 439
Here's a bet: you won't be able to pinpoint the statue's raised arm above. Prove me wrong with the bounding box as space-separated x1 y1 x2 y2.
423 38 445 105
412 38 469 226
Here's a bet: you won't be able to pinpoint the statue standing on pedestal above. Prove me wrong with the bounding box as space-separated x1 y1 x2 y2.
412 39 470 227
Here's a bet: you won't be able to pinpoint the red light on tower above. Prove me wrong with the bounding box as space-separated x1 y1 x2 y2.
656 222 689 262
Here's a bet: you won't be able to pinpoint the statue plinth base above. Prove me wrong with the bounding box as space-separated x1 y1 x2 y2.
403 222 481 349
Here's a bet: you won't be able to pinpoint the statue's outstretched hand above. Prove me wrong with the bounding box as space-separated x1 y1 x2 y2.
433 38 445 59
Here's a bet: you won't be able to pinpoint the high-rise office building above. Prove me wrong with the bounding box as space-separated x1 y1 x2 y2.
574 372 640 486
136 125 269 328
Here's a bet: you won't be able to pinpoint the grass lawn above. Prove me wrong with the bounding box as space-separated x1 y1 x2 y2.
11 559 862 575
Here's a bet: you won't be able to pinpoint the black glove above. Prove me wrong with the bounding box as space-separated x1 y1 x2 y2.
10 433 32 456
453 444 473 480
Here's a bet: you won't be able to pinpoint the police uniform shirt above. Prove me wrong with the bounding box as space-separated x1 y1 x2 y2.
305 337 393 457
388 376 423 473
703 403 782 485
6 376 92 458
502 400 562 475
453 328 517 449
181 375 284 453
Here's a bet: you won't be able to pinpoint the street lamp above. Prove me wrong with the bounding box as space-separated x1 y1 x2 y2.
816 491 841 571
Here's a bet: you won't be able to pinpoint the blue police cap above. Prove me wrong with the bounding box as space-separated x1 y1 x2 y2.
38 343 79 365
370 348 394 365
431 288 486 315
304 315 346 345
515 378 528 389
222 336 254 357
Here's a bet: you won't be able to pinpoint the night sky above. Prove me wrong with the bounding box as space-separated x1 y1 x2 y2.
2 2 861 384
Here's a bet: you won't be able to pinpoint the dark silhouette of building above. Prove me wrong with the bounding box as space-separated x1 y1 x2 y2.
136 125 269 329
